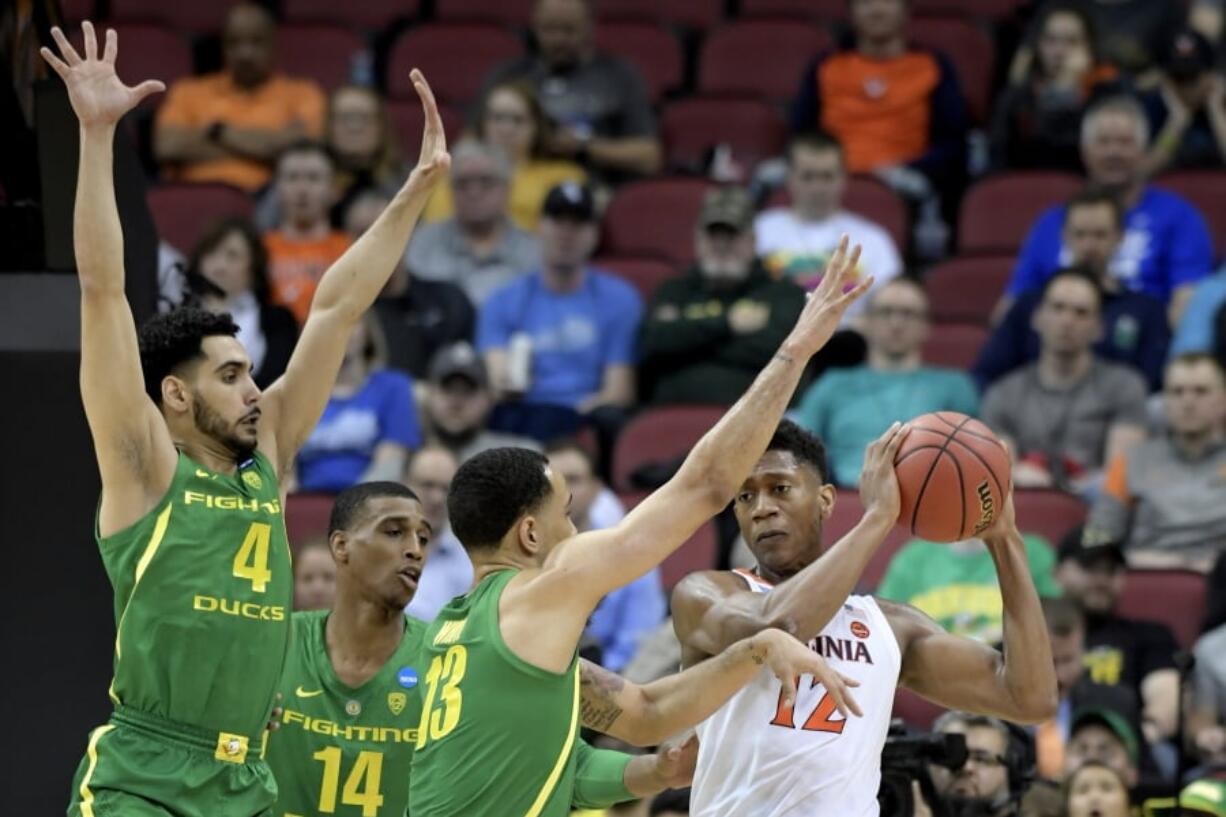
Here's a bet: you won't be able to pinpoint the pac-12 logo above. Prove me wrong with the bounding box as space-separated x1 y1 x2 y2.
388 692 407 715
242 470 263 491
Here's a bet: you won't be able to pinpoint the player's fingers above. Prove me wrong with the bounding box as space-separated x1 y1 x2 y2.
50 27 82 65
829 677 864 718
103 28 117 64
82 20 98 60
40 47 70 78
884 422 912 457
817 235 849 296
837 274 874 308
131 79 166 103
779 674 798 709
838 244 862 283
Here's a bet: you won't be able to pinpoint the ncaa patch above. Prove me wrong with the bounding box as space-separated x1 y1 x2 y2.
850 621 870 639
388 692 407 715
397 666 418 689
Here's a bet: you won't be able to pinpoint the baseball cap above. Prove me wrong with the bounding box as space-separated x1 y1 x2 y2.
699 186 755 232
1143 778 1226 817
542 181 596 221
1058 525 1126 567
428 342 487 388
1165 28 1215 81
1070 707 1139 763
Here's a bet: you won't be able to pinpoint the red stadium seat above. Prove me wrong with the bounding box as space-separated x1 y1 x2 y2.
70 24 193 91
822 490 913 591
909 16 995 125
277 25 364 92
1117 569 1207 651
612 405 726 492
594 22 683 104
386 24 523 104
925 256 1015 325
662 97 788 173
592 256 679 303
285 493 335 546
959 172 1082 255
893 687 946 729
282 0 420 29
1011 489 1087 546
1157 171 1226 262
766 176 909 252
147 183 254 254
434 0 536 27
618 492 721 589
602 177 710 267
108 0 228 32
385 98 464 167
921 323 987 370
595 0 725 30
740 0 848 21
698 21 830 101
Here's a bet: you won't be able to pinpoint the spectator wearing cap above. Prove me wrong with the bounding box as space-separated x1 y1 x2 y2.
478 0 661 182
1143 777 1226 817
1056 527 1181 746
477 182 642 441
423 342 541 464
639 187 807 407
403 445 472 621
345 190 475 381
1142 27 1226 174
1064 708 1140 787
1085 353 1226 571
406 139 542 307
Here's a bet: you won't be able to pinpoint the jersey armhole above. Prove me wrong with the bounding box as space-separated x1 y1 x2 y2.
484 571 578 682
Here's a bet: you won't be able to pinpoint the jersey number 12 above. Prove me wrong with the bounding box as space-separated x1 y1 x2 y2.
769 678 847 734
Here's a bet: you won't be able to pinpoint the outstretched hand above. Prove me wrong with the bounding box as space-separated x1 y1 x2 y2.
404 68 450 192
753 629 862 717
785 235 871 359
40 22 164 128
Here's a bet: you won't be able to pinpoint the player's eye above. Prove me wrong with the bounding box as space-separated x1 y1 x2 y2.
385 526 403 537
775 484 790 495
736 492 752 504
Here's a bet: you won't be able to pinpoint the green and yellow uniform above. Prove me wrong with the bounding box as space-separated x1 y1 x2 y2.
68 452 292 817
408 570 637 817
267 610 427 817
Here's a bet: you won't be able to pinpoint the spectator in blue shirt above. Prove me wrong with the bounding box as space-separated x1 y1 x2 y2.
296 314 421 492
976 189 1170 392
546 439 664 671
1171 264 1226 359
1000 94 1214 326
478 182 642 441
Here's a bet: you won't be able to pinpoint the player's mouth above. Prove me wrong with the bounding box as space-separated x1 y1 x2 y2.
240 409 261 426
397 566 421 589
755 529 787 545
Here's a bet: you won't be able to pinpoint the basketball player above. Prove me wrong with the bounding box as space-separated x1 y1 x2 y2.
407 239 873 816
671 420 1058 816
269 482 862 816
40 22 449 817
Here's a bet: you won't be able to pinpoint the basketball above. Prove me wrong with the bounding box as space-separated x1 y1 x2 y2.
893 412 1012 543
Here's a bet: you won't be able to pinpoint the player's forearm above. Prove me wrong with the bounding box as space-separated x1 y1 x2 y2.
623 754 672 798
75 125 126 294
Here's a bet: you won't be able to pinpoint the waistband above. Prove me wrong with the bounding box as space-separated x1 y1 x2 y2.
110 706 266 764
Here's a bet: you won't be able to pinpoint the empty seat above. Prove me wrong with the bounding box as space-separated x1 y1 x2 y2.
612 405 726 492
698 21 830 101
922 323 987 370
1157 171 1226 262
959 172 1082 255
662 97 788 172
595 0 725 30
602 177 710 267
72 24 193 91
109 0 228 32
909 16 995 125
387 24 523 104
925 256 1015 325
1011 489 1087 546
592 256 678 303
766 176 909 251
822 489 913 591
740 0 848 21
1117 569 1207 651
277 24 364 92
282 0 420 29
147 183 255 254
385 98 464 166
434 0 536 27
594 22 683 103
285 493 335 545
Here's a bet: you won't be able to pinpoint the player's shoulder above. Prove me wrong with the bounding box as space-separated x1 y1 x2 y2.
672 569 753 609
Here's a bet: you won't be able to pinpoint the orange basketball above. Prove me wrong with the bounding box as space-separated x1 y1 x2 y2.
893 412 1012 543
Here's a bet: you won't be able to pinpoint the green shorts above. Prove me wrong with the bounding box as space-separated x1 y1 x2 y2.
66 707 275 817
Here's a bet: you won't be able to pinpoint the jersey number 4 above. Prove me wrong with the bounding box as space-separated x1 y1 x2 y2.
232 522 273 592
769 678 847 734
312 747 384 817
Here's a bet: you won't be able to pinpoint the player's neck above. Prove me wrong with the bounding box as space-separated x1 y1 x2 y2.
326 594 405 681
175 431 244 474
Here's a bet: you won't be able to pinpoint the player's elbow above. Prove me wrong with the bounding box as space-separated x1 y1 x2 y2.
1009 686 1059 725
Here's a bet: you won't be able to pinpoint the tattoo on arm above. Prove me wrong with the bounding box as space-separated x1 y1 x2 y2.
579 660 626 733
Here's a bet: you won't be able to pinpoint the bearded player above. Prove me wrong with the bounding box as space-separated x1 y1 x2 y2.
267 481 861 816
40 22 448 817
671 420 1058 816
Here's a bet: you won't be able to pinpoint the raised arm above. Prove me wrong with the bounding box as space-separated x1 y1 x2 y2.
881 493 1058 724
41 24 177 532
578 628 861 747
259 70 449 473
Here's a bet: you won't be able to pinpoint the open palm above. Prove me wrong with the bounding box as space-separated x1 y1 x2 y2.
789 234 871 358
40 22 164 127
404 68 450 190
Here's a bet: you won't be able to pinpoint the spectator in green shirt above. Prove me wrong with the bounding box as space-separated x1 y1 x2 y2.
791 277 979 485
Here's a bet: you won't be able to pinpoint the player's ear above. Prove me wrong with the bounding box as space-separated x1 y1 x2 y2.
162 375 189 412
330 530 350 564
816 483 837 520
517 515 540 556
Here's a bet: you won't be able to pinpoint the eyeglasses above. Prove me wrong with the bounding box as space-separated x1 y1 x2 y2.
485 110 530 126
964 750 1007 768
452 175 503 191
868 306 927 321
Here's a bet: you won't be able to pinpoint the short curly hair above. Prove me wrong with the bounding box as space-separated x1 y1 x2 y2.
448 447 553 552
138 307 240 405
766 420 830 483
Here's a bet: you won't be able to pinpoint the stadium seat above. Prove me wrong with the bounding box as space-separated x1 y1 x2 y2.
892 687 946 730
662 97 788 173
435 0 536 27
618 492 720 589
698 21 830 101
921 323 987 370
147 183 255 254
595 0 725 31
912 0 1027 21
594 22 683 104
612 405 726 492
61 0 96 26
1117 569 1207 651
602 177 710 267
282 0 419 29
822 489 913 592
285 493 335 545
385 98 464 167
108 0 228 32
739 0 848 21
908 16 995 124
1011 489 1087 547
924 256 1015 325
591 256 678 303
277 25 364 92
766 176 909 252
959 172 1082 255
1156 171 1226 262
71 24 193 91
386 24 523 104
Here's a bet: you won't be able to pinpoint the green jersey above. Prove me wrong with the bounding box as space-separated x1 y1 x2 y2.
98 450 292 744
409 569 589 817
268 610 428 817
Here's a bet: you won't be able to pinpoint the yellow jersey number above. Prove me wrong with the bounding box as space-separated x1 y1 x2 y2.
415 645 467 748
312 747 384 816
232 522 273 592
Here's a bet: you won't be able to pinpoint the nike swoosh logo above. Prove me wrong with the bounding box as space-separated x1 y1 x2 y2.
195 469 211 478
295 686 323 698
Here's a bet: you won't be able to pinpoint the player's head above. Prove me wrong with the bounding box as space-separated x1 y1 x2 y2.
1062 188 1124 277
1081 95 1149 192
863 278 929 362
532 0 594 71
1032 268 1103 357
735 421 835 581
276 140 336 230
1064 710 1139 787
294 536 337 611
222 2 275 88
1164 353 1226 440
329 482 429 609
931 712 1016 812
138 307 261 460
1056 525 1126 616
448 447 575 564
545 439 600 531
1064 761 1132 817
786 132 846 220
1042 595 1086 698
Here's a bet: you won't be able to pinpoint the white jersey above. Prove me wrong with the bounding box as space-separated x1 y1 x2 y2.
691 570 902 817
